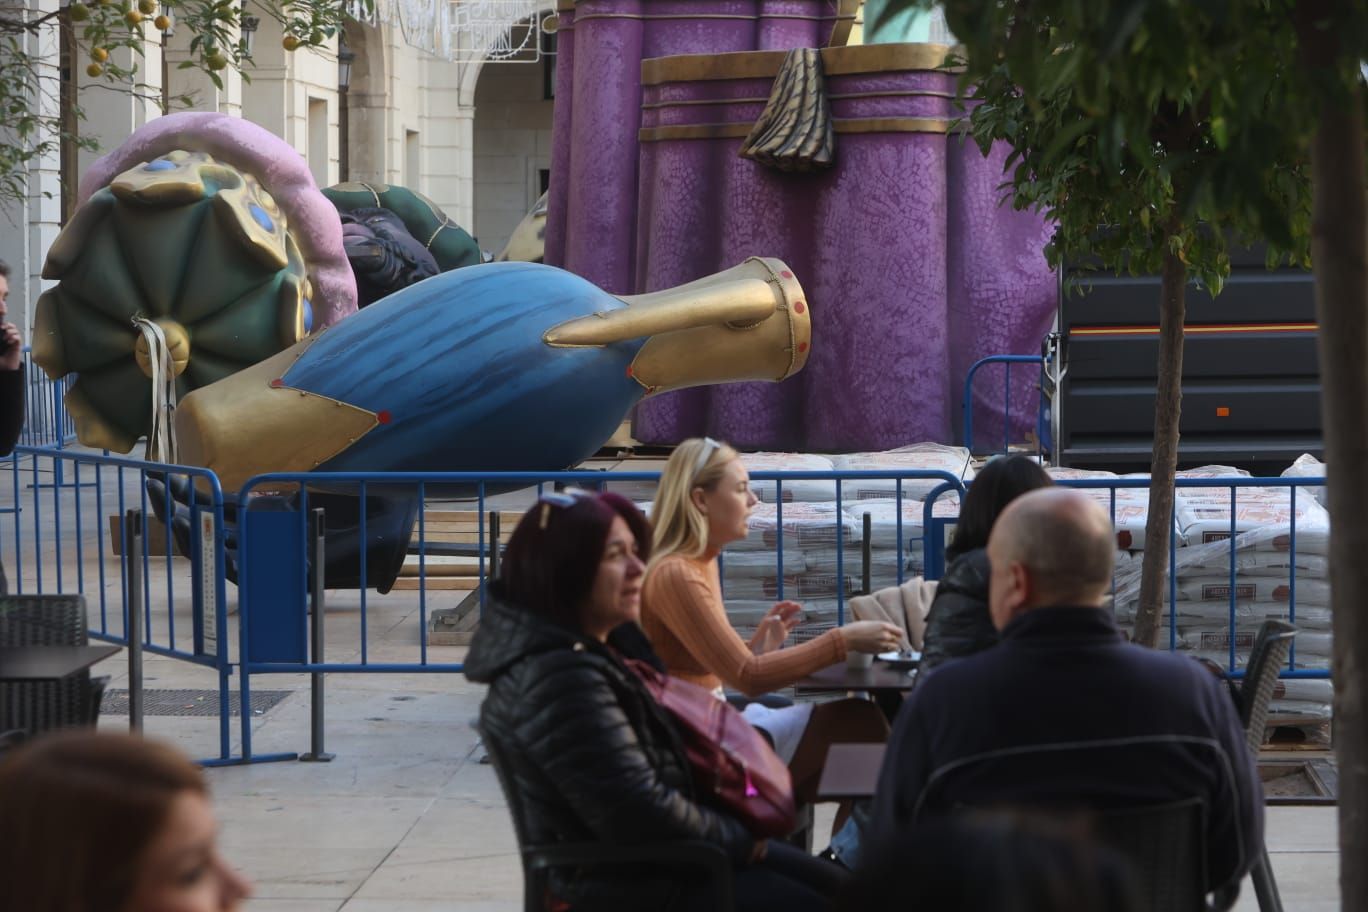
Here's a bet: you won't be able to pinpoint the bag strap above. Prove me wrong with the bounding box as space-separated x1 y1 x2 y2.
622 656 665 696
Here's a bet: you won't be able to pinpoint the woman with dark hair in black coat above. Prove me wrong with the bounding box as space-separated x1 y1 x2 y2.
464 489 845 911
918 455 1053 672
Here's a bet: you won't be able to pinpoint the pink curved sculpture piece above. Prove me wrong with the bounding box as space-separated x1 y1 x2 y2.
78 111 357 327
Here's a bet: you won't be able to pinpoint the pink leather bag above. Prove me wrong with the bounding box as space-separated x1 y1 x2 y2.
626 658 797 838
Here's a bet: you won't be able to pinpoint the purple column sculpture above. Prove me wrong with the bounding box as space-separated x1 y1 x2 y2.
946 139 1057 449
635 45 1008 451
545 0 854 294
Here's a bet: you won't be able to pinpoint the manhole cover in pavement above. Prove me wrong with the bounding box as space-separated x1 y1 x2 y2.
101 689 292 717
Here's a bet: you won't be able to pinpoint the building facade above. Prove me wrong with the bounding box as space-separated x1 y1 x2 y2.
0 0 555 337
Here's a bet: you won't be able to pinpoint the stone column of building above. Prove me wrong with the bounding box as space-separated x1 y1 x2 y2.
240 8 340 188
1 0 71 336
74 29 165 177
340 21 393 189
162 9 243 117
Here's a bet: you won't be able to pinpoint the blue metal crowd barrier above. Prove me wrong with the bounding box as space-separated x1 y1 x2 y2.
962 354 1047 458
926 474 1331 681
0 445 1332 763
0 445 234 759
231 468 968 760
17 347 76 450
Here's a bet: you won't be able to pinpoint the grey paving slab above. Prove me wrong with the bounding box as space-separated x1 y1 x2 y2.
231 846 391 900
245 901 343 912
215 796 434 849
348 842 523 904
399 797 519 851
341 902 516 912
1232 850 1340 911
1262 804 1341 852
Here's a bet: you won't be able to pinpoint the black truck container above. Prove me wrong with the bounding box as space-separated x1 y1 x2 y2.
1056 247 1321 473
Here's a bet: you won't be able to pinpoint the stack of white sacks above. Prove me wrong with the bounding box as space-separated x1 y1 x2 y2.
722 445 973 634
1061 455 1332 738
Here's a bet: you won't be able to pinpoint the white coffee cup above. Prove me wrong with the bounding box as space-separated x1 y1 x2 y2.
846 650 874 670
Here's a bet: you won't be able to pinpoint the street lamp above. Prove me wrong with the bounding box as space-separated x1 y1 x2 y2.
239 1 260 56
338 38 354 181
337 41 355 90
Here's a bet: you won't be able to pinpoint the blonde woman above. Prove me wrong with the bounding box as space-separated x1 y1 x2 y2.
641 437 901 826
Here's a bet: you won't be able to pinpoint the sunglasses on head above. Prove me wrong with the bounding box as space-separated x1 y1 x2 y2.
537 487 594 528
692 437 721 483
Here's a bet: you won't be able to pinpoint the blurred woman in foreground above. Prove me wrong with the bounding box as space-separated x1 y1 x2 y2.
0 730 252 912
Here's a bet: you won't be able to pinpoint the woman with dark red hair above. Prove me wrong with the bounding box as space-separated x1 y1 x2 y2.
465 489 844 911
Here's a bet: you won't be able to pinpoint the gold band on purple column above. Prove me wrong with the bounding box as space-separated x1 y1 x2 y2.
639 117 952 142
568 12 854 24
641 88 957 110
642 43 958 84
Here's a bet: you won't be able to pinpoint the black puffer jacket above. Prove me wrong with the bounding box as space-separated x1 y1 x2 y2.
919 548 998 672
464 591 754 910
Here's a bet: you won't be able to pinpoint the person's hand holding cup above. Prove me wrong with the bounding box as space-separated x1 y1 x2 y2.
840 621 902 668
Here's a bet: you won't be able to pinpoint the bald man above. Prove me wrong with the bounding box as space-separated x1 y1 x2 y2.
867 488 1263 897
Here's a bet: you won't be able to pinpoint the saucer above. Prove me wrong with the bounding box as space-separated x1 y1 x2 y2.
877 650 921 670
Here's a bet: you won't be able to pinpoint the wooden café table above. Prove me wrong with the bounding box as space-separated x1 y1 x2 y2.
0 645 122 682
797 656 919 720
817 742 888 801
797 661 918 694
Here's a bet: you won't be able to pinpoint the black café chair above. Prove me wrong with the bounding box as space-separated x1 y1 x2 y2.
1234 620 1298 912
1093 798 1217 912
0 595 109 735
480 723 735 912
940 738 1242 912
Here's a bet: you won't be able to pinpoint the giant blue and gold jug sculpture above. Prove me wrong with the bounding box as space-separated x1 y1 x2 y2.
176 257 811 490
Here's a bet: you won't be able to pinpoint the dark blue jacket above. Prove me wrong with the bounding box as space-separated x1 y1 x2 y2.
869 606 1263 893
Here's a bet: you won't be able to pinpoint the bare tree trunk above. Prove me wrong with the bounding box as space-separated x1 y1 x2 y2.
1293 4 1368 906
1308 82 1368 912
1133 219 1186 649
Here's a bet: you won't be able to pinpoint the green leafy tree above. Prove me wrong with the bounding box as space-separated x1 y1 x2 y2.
0 0 362 204
877 1 1367 904
937 2 1315 650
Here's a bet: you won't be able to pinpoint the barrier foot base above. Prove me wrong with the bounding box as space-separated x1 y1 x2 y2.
299 751 336 762
200 752 299 767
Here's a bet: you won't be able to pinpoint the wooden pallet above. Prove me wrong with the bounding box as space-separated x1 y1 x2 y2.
396 510 517 592
107 514 187 557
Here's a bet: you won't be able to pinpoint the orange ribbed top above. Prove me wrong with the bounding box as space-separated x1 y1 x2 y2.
640 552 848 697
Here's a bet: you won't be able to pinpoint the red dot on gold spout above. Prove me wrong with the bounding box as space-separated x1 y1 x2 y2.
377 410 392 424
794 301 806 314
781 271 794 279
797 342 809 353
269 378 284 388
